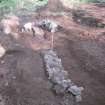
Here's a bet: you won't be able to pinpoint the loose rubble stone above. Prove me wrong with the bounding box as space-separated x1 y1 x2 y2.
22 22 45 37
53 84 66 94
68 85 84 96
75 95 82 102
23 22 33 32
42 50 84 102
61 79 72 89
38 19 59 32
1 60 5 64
0 45 6 58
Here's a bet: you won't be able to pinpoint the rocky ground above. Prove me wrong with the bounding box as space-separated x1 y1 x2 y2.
0 0 105 105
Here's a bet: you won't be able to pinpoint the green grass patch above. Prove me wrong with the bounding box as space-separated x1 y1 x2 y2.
0 0 48 18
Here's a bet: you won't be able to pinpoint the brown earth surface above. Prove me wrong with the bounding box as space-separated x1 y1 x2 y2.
0 0 105 105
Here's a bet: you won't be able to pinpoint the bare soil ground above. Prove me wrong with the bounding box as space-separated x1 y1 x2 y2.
0 0 105 105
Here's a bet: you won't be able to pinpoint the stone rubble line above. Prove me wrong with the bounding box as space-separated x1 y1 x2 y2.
42 50 84 102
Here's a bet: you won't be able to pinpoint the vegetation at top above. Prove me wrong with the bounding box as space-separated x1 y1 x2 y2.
0 0 48 17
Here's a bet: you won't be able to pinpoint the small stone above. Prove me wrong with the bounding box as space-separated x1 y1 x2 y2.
1 60 5 64
53 84 65 94
0 45 6 58
23 22 32 32
68 85 84 96
48 50 57 56
4 82 8 86
61 79 72 89
97 23 105 28
12 76 16 79
39 19 58 33
50 70 68 84
75 95 82 102
3 26 11 34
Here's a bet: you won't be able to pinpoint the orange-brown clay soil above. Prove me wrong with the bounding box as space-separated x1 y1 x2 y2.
0 0 105 105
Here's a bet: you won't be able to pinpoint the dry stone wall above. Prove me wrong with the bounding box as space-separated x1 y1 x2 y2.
42 50 84 102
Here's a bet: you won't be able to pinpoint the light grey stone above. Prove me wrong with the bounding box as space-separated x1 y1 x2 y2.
61 79 72 89
53 84 66 94
0 44 6 58
75 95 82 102
39 19 58 33
68 86 84 96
